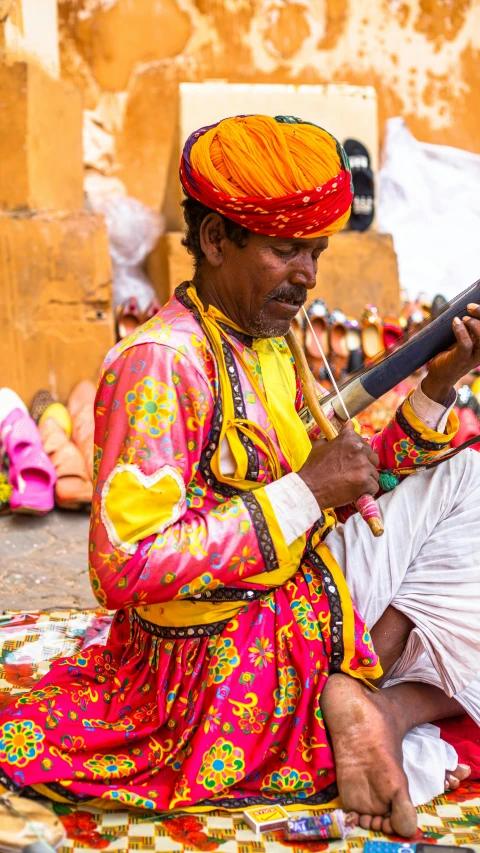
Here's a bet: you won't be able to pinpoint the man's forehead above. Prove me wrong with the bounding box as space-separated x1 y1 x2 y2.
261 234 329 250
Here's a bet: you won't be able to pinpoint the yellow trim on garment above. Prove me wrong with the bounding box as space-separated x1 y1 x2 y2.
31 783 74 803
186 285 311 489
135 599 245 628
403 390 459 444
29 783 340 813
247 487 307 587
314 541 383 684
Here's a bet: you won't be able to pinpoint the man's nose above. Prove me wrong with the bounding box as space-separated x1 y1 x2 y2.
288 255 317 289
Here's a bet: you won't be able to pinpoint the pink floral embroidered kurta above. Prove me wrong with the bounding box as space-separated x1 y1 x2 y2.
0 285 458 812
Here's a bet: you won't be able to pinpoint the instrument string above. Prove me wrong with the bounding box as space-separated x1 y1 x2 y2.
302 306 351 421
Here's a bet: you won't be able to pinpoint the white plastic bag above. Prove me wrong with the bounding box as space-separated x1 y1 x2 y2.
86 180 164 310
378 118 480 302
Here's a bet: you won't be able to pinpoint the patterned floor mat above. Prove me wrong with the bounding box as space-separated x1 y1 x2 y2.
1 609 480 852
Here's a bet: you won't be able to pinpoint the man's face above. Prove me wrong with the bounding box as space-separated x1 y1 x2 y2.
199 219 328 338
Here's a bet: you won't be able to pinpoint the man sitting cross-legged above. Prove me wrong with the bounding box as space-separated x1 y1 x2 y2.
0 115 479 836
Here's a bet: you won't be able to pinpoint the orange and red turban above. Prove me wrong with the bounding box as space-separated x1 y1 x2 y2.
180 114 353 239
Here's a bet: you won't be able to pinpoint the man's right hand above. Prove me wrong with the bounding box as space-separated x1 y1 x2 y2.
297 421 380 511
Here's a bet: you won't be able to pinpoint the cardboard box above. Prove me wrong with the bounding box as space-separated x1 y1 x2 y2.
0 62 83 212
0 211 114 405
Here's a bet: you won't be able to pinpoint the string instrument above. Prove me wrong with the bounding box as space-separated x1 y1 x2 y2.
299 279 480 431
288 278 480 539
286 329 384 537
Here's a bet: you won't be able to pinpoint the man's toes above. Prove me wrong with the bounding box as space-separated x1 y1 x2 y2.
371 816 384 831
446 774 460 791
390 792 418 838
359 815 373 830
451 764 471 782
382 816 393 835
347 812 360 826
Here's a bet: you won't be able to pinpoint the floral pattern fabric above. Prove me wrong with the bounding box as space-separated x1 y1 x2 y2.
0 287 458 811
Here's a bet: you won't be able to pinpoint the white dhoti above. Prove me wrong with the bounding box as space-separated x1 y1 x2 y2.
325 448 480 804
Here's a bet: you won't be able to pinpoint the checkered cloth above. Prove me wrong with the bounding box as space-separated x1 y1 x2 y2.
2 609 480 851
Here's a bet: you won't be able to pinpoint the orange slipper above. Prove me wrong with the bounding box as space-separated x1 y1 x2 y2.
38 417 92 509
361 304 384 359
304 299 329 358
67 380 96 421
52 441 93 509
70 404 94 481
68 381 95 481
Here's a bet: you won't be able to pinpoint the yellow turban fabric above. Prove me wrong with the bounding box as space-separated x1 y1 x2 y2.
180 114 353 238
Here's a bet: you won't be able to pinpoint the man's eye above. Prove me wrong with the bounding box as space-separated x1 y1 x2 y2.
274 246 294 256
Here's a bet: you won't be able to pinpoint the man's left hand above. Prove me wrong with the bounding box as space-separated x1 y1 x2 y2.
422 302 480 405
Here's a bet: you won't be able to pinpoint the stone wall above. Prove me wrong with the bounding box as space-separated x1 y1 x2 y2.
58 0 480 219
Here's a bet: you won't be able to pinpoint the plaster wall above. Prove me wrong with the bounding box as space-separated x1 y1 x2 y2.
58 0 480 207
0 0 59 77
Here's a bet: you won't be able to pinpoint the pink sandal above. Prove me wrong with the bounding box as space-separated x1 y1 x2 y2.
1 408 56 515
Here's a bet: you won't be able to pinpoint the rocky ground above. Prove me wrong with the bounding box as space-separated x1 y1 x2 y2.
0 510 97 611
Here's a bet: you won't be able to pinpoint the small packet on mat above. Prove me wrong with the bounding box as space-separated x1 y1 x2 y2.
243 805 289 834
285 810 352 841
363 843 416 853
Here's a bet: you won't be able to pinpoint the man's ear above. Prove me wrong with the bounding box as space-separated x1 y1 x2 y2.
199 213 228 267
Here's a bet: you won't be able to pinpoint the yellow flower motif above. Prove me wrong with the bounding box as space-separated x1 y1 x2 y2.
143 316 171 343
228 546 257 576
18 685 66 705
207 637 240 686
173 521 208 558
170 773 191 808
89 564 107 607
125 376 177 437
0 720 44 767
177 572 222 598
179 386 210 430
273 665 301 717
204 705 221 734
102 789 157 809
211 495 243 520
197 738 245 794
262 766 314 798
248 636 274 669
84 753 136 780
290 595 321 641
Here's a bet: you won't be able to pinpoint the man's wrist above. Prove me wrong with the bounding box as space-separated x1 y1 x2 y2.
421 376 454 406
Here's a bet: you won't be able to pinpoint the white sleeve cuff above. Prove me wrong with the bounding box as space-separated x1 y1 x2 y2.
264 472 322 547
411 384 456 434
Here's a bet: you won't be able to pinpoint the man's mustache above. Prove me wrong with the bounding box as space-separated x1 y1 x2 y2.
268 286 307 305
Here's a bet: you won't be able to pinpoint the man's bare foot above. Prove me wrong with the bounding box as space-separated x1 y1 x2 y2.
445 764 471 792
321 673 418 837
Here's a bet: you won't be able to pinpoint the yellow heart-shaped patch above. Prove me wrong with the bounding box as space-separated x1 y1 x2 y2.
102 463 185 554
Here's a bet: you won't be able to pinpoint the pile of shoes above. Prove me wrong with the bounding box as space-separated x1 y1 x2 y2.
296 289 480 440
0 381 96 515
298 299 402 387
297 291 452 387
0 389 57 516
